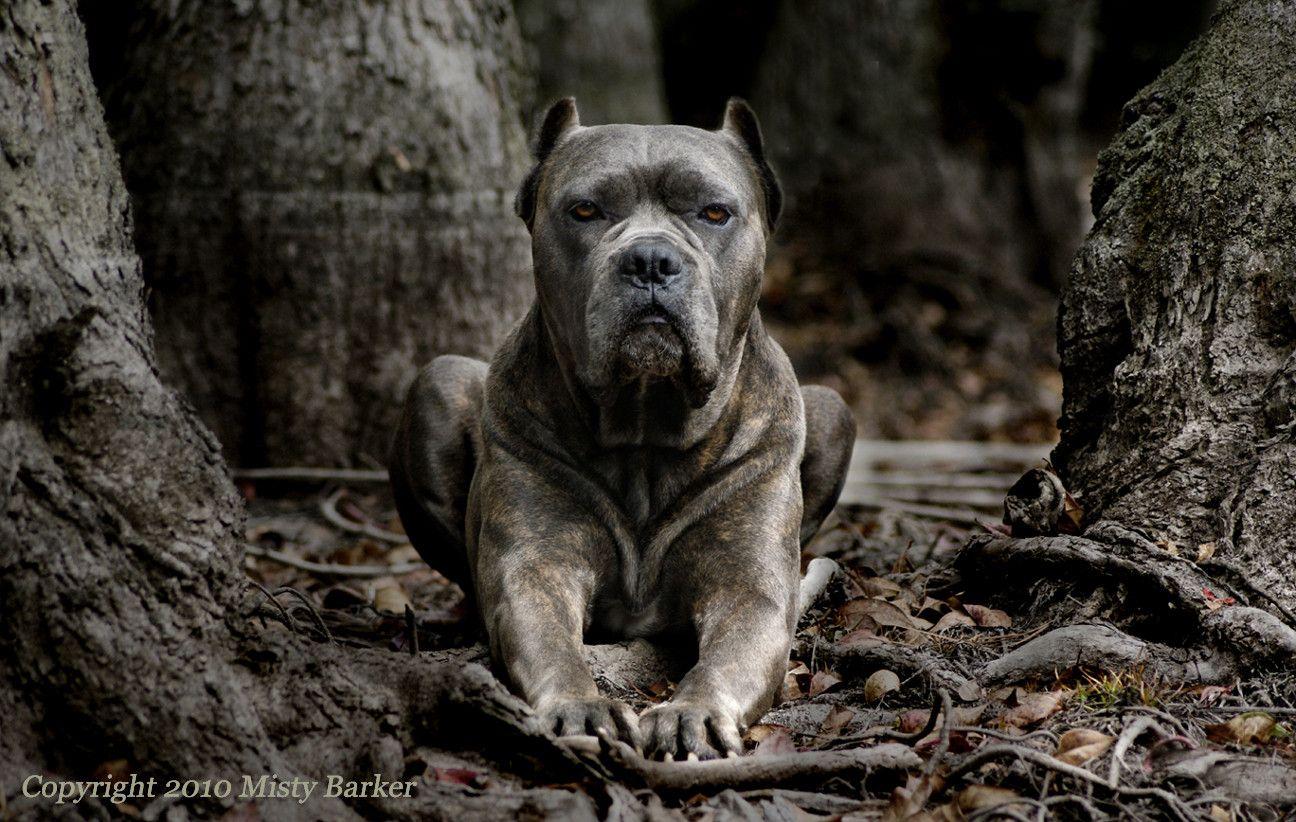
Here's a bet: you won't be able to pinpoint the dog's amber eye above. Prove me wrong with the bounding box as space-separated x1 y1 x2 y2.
699 204 731 225
569 200 603 221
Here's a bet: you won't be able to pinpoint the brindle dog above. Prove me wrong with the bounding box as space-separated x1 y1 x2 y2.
390 98 855 760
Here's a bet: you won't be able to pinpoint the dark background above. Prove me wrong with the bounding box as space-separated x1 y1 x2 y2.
78 0 1215 465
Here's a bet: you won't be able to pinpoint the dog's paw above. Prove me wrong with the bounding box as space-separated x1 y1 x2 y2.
640 700 743 760
538 696 641 749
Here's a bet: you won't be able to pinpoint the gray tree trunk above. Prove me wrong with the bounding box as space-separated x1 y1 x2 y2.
514 0 668 125
1054 0 1296 610
0 3 604 817
751 0 1095 439
88 0 535 467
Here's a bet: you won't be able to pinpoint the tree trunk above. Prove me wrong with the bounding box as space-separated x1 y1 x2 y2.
514 0 668 125
0 4 607 817
1053 0 1296 611
84 0 535 467
959 0 1296 679
751 0 1095 440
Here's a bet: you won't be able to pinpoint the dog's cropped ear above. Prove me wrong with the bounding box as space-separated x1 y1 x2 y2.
720 98 782 232
515 98 581 228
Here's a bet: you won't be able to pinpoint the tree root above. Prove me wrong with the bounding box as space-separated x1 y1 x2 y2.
978 623 1234 685
594 736 920 793
958 533 1296 680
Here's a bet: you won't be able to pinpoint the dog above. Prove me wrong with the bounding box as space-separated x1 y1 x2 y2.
390 98 855 760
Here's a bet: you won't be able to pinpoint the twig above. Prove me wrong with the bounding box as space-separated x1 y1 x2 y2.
946 744 1196 822
274 586 334 644
404 604 419 656
320 489 408 544
246 580 297 632
233 466 389 484
244 544 425 577
1107 716 1162 787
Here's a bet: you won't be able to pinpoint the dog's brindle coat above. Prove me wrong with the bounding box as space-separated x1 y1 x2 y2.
390 98 855 760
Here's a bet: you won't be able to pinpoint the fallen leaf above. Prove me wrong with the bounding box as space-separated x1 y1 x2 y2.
963 604 1013 628
809 669 842 697
752 725 796 757
1157 538 1181 556
1206 712 1277 745
864 669 901 702
956 784 1022 812
1208 805 1233 822
838 626 881 646
1055 728 1114 765
933 610 975 633
898 709 931 734
839 598 918 630
432 767 480 785
1196 541 1218 563
820 704 855 735
859 577 902 598
1003 691 1065 728
373 585 411 615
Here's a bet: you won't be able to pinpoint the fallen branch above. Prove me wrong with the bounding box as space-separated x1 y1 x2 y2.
944 743 1196 822
597 736 920 793
320 489 408 544
233 466 390 484
244 543 425 577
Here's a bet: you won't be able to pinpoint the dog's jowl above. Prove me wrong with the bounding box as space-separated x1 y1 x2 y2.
390 98 856 760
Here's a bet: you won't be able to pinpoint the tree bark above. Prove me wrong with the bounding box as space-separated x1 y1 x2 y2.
0 4 603 818
84 0 535 467
514 0 668 125
958 0 1296 685
1053 0 1296 611
751 0 1095 440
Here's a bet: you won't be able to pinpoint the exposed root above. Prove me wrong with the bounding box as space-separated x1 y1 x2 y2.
978 623 1233 685
810 637 982 701
595 735 920 793
958 533 1296 680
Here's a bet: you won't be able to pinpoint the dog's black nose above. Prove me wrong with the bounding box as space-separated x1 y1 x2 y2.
619 241 685 289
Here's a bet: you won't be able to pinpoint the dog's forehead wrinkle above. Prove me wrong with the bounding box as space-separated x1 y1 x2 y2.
550 124 749 205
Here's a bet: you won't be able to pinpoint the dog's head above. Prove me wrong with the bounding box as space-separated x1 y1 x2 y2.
516 98 781 408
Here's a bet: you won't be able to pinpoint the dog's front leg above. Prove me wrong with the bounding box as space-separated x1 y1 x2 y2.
474 509 641 747
640 483 801 760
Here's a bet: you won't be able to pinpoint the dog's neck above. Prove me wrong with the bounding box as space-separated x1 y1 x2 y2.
527 306 760 451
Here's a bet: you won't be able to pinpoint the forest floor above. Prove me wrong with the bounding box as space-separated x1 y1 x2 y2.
236 448 1295 821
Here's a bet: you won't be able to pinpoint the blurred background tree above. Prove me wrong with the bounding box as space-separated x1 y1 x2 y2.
79 0 1216 467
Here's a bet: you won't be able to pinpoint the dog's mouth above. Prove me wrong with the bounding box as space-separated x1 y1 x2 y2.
632 304 673 327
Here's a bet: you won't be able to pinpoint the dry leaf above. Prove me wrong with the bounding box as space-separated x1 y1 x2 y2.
1206 712 1277 745
1208 805 1233 822
933 610 975 633
373 585 411 615
1055 728 1114 765
838 626 881 647
783 664 808 700
859 577 902 598
956 784 1022 812
1156 538 1181 556
820 704 855 735
963 604 1013 628
864 669 901 702
752 725 796 757
809 669 842 697
1003 691 1065 728
840 598 917 630
898 708 931 734
1196 541 1218 563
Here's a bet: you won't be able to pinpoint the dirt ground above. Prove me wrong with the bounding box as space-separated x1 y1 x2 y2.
237 474 1295 820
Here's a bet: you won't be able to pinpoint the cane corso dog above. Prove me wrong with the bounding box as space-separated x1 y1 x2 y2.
390 98 855 760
